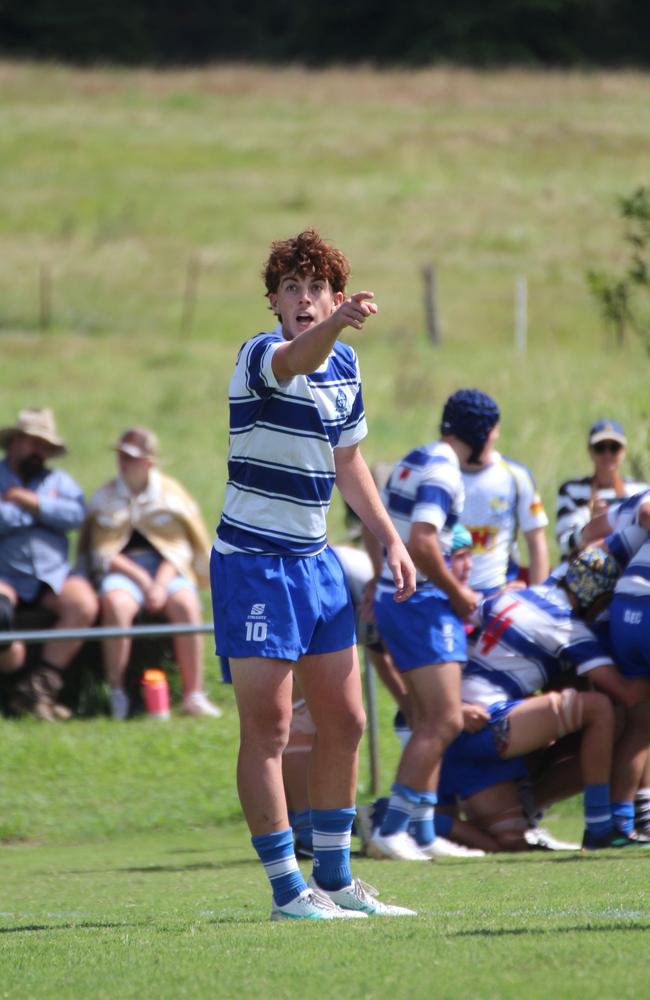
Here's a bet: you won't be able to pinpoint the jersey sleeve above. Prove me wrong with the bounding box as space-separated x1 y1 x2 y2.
412 460 462 531
337 378 368 448
239 334 283 396
509 461 548 533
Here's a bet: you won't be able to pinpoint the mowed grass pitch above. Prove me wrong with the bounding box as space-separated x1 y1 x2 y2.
1 826 650 1000
1 62 650 997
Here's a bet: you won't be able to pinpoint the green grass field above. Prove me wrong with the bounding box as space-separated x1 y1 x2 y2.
1 61 650 998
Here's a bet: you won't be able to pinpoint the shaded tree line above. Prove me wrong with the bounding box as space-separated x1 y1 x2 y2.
0 0 649 66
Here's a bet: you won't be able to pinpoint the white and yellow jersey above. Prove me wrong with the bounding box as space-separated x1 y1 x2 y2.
461 452 548 593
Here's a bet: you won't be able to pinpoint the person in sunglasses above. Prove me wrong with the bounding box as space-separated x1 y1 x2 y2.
555 419 647 560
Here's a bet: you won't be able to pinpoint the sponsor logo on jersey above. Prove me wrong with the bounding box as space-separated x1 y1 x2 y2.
529 498 545 515
468 525 498 552
399 467 411 480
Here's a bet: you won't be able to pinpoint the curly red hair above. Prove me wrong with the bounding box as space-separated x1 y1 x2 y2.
263 228 351 299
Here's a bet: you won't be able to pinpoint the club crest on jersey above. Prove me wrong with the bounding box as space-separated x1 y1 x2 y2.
335 389 348 414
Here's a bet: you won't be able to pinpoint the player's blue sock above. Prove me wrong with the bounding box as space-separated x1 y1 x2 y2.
379 783 421 836
311 807 356 891
584 784 613 838
434 812 454 838
251 828 308 907
611 800 635 835
292 808 313 852
409 792 437 846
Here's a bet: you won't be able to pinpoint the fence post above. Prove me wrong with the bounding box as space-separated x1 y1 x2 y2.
39 264 52 332
515 274 527 354
422 264 441 345
363 646 380 795
180 253 201 339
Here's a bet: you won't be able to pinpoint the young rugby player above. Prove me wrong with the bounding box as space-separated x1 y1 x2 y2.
211 229 416 920
368 389 492 860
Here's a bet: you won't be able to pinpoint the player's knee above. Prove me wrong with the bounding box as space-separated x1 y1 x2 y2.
438 709 463 747
241 716 291 758
549 688 588 738
582 690 614 730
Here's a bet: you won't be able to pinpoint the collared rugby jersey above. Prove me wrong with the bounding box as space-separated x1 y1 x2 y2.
461 452 548 593
215 331 367 556
376 440 463 594
461 583 612 707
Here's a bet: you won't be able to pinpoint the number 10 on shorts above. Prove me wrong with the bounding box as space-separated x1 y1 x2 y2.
245 620 268 642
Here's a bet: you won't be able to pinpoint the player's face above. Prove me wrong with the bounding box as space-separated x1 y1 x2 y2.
270 273 344 340
450 547 473 584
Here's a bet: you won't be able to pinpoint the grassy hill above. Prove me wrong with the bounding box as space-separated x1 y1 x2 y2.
1 61 649 537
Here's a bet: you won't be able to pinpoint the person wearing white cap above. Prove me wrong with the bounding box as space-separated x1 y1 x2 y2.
78 427 221 720
0 407 98 720
555 418 648 560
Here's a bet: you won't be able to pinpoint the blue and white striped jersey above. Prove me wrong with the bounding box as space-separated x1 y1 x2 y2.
604 488 650 598
215 331 367 556
377 440 463 593
461 583 612 707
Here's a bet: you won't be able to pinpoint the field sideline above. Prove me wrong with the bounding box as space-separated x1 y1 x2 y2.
1 62 650 998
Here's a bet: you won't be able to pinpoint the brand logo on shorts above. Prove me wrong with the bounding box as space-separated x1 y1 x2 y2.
249 603 266 617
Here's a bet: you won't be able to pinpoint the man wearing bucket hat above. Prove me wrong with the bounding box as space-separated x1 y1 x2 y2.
78 427 221 720
0 407 98 719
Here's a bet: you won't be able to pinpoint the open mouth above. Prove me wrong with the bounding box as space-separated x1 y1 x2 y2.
295 312 314 327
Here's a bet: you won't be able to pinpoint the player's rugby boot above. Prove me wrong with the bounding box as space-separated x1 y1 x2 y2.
270 887 368 921
309 877 416 916
581 827 650 851
367 831 429 861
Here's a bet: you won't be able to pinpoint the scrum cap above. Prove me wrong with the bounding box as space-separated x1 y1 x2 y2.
564 546 620 611
440 389 500 463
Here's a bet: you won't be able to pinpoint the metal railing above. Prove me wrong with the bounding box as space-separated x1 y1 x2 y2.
3 621 381 792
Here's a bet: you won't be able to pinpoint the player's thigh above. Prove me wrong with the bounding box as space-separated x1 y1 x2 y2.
503 693 573 757
405 660 462 727
230 656 294 742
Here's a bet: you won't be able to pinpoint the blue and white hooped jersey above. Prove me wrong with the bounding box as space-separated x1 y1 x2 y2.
461 583 612 707
376 440 463 594
461 452 548 593
215 331 367 556
603 488 650 599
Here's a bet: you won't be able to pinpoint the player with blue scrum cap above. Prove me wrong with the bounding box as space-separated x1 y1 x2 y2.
368 389 496 861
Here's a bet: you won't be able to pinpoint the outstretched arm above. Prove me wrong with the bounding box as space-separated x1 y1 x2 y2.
272 292 377 379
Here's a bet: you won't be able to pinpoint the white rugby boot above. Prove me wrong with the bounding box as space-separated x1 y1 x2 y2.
367 830 429 861
309 876 417 916
270 887 368 921
419 836 485 858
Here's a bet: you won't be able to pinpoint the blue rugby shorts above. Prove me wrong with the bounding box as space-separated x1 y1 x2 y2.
374 586 467 672
210 545 356 661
